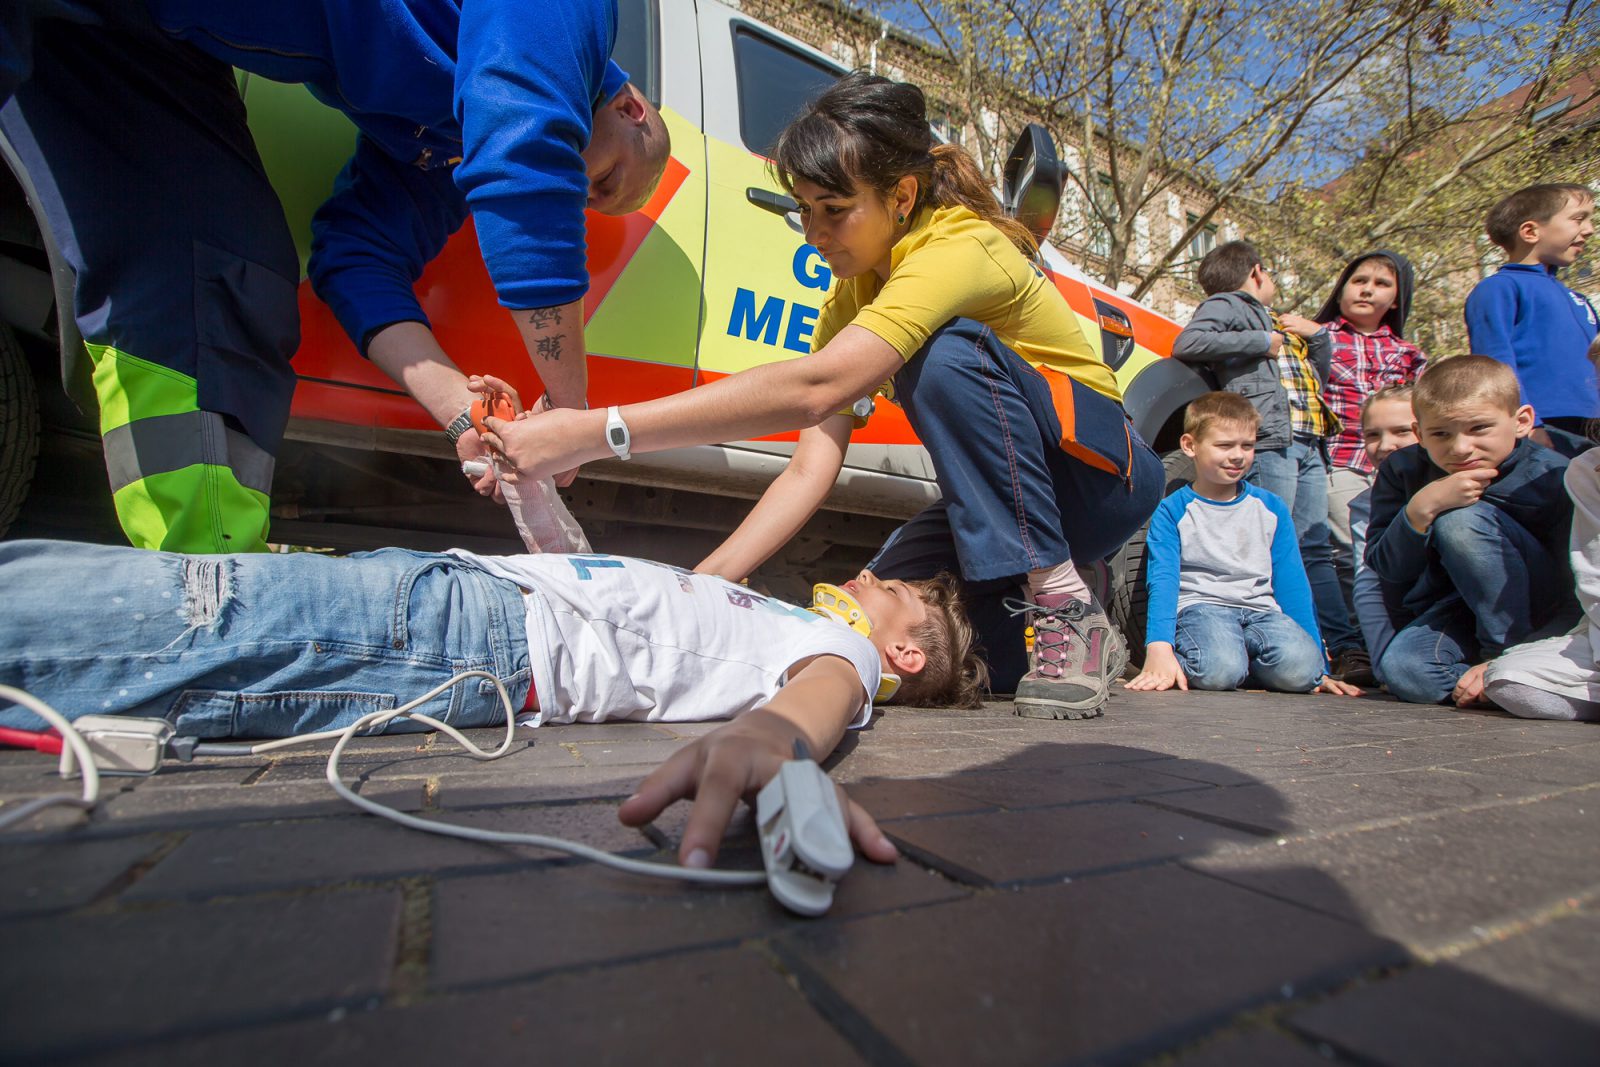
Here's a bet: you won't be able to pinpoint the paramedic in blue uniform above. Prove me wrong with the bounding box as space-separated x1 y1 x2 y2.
0 0 670 552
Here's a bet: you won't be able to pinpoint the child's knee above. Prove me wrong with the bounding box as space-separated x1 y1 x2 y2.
1377 644 1453 704
1180 645 1250 690
1429 502 1502 556
1252 643 1325 693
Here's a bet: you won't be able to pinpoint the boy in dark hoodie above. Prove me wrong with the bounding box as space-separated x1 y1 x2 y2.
1465 183 1598 439
1366 356 1576 705
1312 250 1429 684
1172 241 1362 669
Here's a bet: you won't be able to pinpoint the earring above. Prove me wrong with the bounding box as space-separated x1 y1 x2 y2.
897 213 906 224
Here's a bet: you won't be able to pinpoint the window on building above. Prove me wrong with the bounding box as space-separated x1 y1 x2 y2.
1533 95 1575 125
733 29 841 155
1186 212 1218 262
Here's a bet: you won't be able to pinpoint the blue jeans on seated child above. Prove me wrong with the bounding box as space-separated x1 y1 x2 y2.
1378 501 1568 704
866 319 1164 691
1174 603 1326 692
0 541 532 736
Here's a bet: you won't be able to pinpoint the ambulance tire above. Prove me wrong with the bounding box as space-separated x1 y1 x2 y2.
0 321 40 540
1108 448 1194 669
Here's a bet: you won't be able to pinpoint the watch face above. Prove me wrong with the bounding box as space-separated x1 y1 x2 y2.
609 427 626 446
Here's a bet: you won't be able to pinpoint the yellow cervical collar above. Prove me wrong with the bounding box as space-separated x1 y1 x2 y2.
809 583 901 702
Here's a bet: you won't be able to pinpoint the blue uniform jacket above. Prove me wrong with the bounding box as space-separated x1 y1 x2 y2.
147 0 628 349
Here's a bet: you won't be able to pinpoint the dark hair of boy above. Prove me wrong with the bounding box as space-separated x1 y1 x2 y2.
1484 183 1595 251
1196 240 1263 296
1183 390 1261 438
1410 355 1521 419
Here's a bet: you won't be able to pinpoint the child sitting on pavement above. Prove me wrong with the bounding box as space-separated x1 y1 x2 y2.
1345 385 1421 686
1171 241 1363 678
1465 183 1598 442
1366 356 1578 705
0 540 985 868
1124 392 1360 696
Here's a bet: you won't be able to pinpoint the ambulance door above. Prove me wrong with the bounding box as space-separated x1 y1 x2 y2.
693 11 840 397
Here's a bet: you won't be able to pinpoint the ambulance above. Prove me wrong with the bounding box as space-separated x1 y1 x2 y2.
0 0 1209 608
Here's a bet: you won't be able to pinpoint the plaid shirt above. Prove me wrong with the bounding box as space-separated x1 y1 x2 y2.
1323 317 1428 473
1271 313 1338 439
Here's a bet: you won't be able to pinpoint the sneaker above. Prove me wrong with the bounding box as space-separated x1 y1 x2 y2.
1332 647 1377 688
1005 596 1125 719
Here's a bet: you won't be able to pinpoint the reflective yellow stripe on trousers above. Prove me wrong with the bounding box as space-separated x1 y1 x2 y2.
88 343 273 553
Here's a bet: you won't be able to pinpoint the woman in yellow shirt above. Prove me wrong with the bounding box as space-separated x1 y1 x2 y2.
482 72 1163 717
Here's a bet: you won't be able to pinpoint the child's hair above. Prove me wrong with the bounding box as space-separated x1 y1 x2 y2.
894 574 988 708
772 71 1038 257
1485 183 1594 251
1196 240 1262 296
1183 391 1261 439
1410 355 1520 421
1360 383 1415 424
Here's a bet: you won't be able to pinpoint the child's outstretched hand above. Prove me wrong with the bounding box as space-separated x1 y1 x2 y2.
1124 642 1189 691
1451 662 1493 707
1313 675 1363 697
617 709 898 870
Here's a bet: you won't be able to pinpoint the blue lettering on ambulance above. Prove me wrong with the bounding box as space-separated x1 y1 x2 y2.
728 288 782 345
784 303 818 352
793 245 832 290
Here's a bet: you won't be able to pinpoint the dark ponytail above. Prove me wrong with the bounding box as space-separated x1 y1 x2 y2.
772 71 1038 257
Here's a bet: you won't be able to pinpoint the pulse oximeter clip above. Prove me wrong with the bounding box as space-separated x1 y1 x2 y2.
756 739 853 916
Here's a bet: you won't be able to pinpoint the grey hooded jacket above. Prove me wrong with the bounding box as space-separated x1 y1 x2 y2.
1171 290 1332 451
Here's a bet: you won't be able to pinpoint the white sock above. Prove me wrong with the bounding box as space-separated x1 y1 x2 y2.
1026 562 1091 605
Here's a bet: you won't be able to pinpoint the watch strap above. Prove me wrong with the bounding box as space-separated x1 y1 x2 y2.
443 407 474 445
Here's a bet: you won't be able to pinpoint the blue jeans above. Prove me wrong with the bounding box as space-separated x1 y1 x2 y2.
1378 502 1569 704
0 541 531 737
1247 436 1360 654
867 320 1164 691
1173 603 1326 692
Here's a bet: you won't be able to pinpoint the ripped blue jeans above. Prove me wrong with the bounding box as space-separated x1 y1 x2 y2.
0 541 531 738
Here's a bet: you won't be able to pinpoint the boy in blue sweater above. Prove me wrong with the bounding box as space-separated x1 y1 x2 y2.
1125 392 1360 696
1366 356 1577 705
1465 183 1598 438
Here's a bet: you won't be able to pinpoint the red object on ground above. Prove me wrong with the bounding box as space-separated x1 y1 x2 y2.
0 726 64 754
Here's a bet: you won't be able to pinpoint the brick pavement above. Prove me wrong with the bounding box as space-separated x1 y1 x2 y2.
1 689 1597 1065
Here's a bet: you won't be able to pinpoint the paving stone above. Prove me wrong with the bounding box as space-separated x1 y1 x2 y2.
1291 909 1600 1065
1167 1028 1337 1066
1145 766 1554 836
1449 741 1600 787
778 865 1402 1067
540 721 679 742
559 736 695 768
885 800 1259 885
405 801 656 857
354 738 582 780
431 763 642 807
935 761 1210 810
846 776 998 820
122 818 528 900
97 780 426 830
0 833 171 917
1 889 400 1060
80 947 866 1067
1192 791 1600 949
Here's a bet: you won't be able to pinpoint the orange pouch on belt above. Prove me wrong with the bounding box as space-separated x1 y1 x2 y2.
1034 365 1135 484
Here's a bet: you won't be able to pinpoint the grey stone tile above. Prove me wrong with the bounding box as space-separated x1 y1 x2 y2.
847 776 999 820
559 736 689 767
0 833 171 916
779 865 1402 1067
430 763 643 807
97 780 426 830
937 762 1210 810
1146 766 1553 836
0 889 400 1060
1291 911 1600 1065
405 801 655 857
1192 792 1600 948
78 947 867 1067
886 800 1259 885
1448 742 1600 787
1167 1028 1336 1066
539 721 678 742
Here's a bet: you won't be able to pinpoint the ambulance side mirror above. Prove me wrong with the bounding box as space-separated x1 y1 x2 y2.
1001 123 1065 245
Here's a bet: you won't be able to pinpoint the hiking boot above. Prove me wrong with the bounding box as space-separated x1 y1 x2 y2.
1332 647 1377 688
1006 596 1125 719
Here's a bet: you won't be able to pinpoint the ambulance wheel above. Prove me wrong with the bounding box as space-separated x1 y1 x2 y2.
0 321 40 539
1108 448 1194 667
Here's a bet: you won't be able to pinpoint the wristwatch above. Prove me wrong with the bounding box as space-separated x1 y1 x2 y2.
604 405 632 461
443 407 474 446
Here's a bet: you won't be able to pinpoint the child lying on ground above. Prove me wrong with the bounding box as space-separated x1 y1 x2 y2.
1124 392 1360 696
0 541 985 867
1366 356 1577 705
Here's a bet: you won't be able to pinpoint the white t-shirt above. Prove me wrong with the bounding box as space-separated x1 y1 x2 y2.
450 552 881 728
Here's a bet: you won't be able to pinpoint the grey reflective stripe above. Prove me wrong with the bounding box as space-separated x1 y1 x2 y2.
102 411 275 495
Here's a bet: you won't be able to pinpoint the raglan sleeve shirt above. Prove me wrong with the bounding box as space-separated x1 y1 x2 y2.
1142 491 1187 648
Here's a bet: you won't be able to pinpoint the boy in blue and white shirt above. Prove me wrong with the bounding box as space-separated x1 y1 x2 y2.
1126 392 1361 695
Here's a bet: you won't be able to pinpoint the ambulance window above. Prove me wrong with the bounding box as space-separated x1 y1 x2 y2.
614 0 660 107
733 28 839 155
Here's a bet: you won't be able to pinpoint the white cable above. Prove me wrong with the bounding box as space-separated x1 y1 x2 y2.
0 685 101 832
5 674 765 886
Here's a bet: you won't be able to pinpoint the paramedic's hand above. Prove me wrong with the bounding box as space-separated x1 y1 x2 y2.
454 429 505 503
472 373 581 487
618 712 898 869
1278 313 1323 339
1405 468 1497 532
1452 662 1493 707
1313 675 1363 697
1124 642 1188 691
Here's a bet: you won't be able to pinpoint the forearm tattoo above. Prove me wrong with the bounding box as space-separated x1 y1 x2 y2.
527 306 564 330
535 335 564 361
